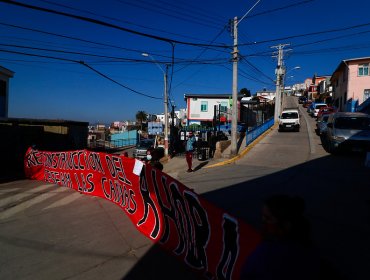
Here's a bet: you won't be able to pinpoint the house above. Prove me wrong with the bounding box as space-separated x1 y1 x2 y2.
331 57 370 112
0 65 15 118
291 83 306 96
184 93 243 126
256 89 276 102
156 110 182 126
307 75 330 100
317 76 333 103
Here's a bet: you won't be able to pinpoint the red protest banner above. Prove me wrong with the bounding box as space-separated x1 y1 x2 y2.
24 147 261 279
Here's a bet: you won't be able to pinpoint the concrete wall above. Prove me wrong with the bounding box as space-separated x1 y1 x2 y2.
347 60 370 104
0 118 88 180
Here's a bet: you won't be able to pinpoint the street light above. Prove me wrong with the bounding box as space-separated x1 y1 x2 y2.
142 53 169 157
281 66 300 109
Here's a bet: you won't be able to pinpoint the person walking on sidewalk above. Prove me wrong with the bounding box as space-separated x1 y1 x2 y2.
185 131 196 172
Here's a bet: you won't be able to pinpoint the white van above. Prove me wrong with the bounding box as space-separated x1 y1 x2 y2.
278 108 300 132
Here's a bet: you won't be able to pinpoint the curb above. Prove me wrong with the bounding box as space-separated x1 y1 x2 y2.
205 123 278 168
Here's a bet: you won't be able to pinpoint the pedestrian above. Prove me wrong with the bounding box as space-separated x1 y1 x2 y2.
240 194 320 280
185 131 196 172
146 149 163 171
209 132 217 158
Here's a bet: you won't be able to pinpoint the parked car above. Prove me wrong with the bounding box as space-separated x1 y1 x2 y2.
278 108 300 132
315 114 330 135
133 138 164 160
303 100 312 108
322 112 370 154
316 106 337 119
307 103 315 115
310 103 327 117
298 96 307 104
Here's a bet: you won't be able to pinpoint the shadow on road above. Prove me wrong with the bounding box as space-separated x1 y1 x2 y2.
122 151 369 279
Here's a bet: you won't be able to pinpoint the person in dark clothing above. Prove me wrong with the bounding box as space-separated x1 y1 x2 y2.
146 149 163 171
185 131 196 172
209 132 217 158
240 194 320 280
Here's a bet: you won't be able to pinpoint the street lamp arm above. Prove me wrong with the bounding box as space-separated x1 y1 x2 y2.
142 53 165 74
237 0 261 25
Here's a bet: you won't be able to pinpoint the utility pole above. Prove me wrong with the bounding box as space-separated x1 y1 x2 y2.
230 16 238 157
141 52 170 157
164 64 169 157
272 44 289 121
229 1 261 157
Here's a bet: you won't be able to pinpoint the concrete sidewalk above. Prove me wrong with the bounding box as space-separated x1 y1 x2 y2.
162 124 277 179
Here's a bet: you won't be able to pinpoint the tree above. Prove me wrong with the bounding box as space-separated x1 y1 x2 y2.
135 110 148 130
239 88 251 97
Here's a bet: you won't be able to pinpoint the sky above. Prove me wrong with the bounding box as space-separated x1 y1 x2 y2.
1 0 370 125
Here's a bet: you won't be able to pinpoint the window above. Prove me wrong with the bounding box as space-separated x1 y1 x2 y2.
281 112 298 119
220 101 228 113
201 101 208 112
364 89 370 102
358 64 369 76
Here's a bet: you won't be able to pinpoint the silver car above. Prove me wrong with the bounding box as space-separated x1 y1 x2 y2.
133 138 155 159
323 112 370 154
316 114 330 135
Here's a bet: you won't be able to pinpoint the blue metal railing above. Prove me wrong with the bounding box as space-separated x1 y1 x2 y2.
246 118 274 146
88 138 136 150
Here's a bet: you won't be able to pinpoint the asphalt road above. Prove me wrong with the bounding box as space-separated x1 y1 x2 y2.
1 96 369 279
179 96 370 279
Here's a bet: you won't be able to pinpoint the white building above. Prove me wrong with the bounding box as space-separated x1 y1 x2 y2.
184 93 243 125
156 110 182 126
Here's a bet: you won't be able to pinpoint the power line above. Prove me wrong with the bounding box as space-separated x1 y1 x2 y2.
244 0 316 19
80 62 162 100
36 0 222 43
0 21 166 58
239 55 275 83
114 0 223 29
0 42 230 65
0 0 230 49
0 47 162 100
147 0 224 24
239 20 370 47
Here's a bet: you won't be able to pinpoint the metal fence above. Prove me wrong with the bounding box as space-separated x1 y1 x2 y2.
87 138 136 151
246 117 274 146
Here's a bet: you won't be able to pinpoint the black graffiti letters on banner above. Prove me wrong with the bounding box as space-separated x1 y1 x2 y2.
101 177 137 214
105 155 132 186
216 214 239 280
183 191 210 270
137 168 160 239
75 173 95 193
150 170 187 255
25 149 43 167
147 168 210 270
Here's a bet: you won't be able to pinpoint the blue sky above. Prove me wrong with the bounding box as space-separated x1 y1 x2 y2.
1 0 370 124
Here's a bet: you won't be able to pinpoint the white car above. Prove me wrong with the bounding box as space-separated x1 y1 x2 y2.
311 103 327 117
278 108 300 132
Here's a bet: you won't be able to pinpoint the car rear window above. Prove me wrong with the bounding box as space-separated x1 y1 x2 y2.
335 117 370 130
281 112 298 119
137 140 154 148
316 105 327 110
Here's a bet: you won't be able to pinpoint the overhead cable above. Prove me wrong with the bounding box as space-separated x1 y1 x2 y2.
0 0 230 49
0 48 161 100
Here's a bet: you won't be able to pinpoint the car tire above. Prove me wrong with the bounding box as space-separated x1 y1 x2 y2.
327 141 338 155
